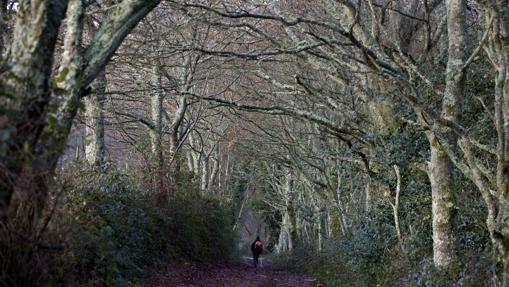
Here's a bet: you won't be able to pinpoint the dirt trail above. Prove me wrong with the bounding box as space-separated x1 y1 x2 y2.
146 261 316 287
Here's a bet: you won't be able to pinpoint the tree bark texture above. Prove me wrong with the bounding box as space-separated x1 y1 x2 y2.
426 0 466 269
150 64 164 198
85 72 106 165
0 0 69 219
276 169 296 253
0 0 160 219
479 0 509 277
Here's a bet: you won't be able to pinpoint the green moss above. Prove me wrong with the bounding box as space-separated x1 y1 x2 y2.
504 181 509 198
431 137 440 148
437 149 449 159
54 68 69 84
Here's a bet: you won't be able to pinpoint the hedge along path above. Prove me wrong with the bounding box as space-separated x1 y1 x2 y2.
146 262 318 287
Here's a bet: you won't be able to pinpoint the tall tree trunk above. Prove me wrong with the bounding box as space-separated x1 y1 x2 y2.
200 157 209 193
169 96 186 161
84 71 106 165
208 156 220 189
0 0 68 214
276 211 293 254
150 64 164 198
0 0 9 55
276 169 296 253
186 151 194 172
0 0 160 219
390 165 403 249
427 134 457 268
317 208 327 252
169 94 187 187
365 182 372 213
83 12 106 166
426 0 466 269
479 1 509 280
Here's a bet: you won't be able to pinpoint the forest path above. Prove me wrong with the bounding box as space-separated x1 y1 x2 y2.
146 260 317 287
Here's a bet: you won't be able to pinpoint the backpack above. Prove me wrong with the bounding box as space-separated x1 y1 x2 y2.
254 240 263 253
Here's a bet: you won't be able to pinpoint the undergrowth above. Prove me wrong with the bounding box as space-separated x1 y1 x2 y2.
2 163 235 287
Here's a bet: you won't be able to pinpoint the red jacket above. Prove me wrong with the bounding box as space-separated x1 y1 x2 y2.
251 239 263 255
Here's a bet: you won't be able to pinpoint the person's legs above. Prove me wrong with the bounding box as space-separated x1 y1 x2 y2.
253 254 259 267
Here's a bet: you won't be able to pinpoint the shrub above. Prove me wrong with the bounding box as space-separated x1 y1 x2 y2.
43 163 235 286
166 191 235 262
270 170 492 287
272 243 362 287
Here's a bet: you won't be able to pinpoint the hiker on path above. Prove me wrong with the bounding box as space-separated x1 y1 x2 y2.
251 236 263 268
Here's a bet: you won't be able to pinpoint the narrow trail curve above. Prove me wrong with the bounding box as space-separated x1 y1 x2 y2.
146 262 316 287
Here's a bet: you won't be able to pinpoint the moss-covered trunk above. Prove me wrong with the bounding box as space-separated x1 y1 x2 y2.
85 72 106 166
150 64 165 199
0 0 160 219
427 136 457 268
426 0 466 269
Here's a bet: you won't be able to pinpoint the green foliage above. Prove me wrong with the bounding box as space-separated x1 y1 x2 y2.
267 160 491 286
46 163 235 286
273 244 362 287
271 202 401 286
167 191 235 262
52 165 164 286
